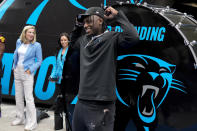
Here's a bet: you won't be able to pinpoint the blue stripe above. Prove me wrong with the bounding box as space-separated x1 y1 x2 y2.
172 79 184 84
71 95 78 104
162 78 166 88
119 74 138 77
119 69 140 74
119 78 137 81
0 0 15 21
171 82 186 88
26 0 49 25
144 126 149 131
157 87 170 108
104 0 106 7
69 0 87 10
170 86 187 94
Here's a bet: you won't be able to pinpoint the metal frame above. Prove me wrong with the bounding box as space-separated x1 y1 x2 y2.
141 2 197 69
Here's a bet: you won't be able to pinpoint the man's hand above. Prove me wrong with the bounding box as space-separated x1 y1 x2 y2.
75 17 84 27
48 77 56 82
50 80 55 82
104 7 118 19
25 70 31 74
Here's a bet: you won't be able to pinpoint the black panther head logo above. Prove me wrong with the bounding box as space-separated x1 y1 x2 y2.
116 54 186 124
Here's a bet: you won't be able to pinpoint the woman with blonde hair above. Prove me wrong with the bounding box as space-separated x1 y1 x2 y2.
12 25 42 131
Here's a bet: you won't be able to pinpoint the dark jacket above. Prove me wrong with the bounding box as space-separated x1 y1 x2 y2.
71 10 139 102
60 46 80 102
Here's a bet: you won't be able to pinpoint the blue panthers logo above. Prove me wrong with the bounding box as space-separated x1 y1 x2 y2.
116 54 186 130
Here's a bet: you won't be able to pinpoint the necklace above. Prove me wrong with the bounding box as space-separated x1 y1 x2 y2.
84 30 108 48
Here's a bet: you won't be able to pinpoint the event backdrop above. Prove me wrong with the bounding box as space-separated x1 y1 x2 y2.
0 0 197 131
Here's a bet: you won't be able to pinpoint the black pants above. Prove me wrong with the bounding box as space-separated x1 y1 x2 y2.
72 99 115 131
54 84 66 112
54 84 67 130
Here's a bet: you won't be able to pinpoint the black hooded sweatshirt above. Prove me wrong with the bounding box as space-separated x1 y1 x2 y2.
70 10 139 102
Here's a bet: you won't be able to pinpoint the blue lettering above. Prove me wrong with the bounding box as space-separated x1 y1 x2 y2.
158 27 165 41
108 26 165 42
146 27 152 40
107 26 112 31
115 26 123 32
34 56 56 100
11 82 15 96
139 26 147 40
150 27 159 41
1 53 13 95
135 26 141 34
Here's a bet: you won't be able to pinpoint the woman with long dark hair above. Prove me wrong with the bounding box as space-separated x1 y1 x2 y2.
49 32 69 130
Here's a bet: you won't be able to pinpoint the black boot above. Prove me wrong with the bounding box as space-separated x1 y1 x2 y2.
65 112 72 131
54 113 63 130
54 90 64 130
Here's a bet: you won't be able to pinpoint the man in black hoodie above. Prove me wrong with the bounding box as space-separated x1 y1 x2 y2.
71 6 139 131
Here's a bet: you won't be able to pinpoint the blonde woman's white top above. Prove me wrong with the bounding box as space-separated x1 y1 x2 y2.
17 43 30 66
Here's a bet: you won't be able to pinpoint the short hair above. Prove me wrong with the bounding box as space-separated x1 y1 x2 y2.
19 25 36 44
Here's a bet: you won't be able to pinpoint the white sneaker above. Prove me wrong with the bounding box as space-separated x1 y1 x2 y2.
24 123 37 131
24 128 32 131
24 127 36 131
11 119 25 126
24 129 31 131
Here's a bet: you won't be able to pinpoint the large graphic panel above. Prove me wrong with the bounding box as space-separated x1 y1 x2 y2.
0 0 197 131
116 54 187 131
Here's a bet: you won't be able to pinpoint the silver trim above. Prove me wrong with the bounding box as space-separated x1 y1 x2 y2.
142 4 197 69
